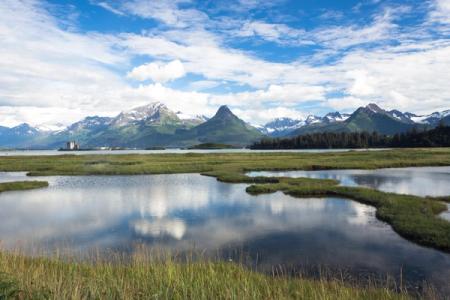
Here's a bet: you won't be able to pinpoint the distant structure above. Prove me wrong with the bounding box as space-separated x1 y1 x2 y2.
66 141 79 150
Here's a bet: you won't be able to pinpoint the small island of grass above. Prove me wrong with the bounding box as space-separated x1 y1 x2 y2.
188 143 239 149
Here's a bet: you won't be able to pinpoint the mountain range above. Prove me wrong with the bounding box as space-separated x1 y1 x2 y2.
0 102 448 149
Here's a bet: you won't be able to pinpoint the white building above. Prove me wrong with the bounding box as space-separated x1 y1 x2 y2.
66 141 79 150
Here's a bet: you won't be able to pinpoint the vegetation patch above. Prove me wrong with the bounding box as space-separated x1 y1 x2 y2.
0 181 48 193
251 124 450 149
188 143 238 149
0 251 409 300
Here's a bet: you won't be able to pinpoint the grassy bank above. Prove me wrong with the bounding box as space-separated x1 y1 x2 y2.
0 181 48 193
0 251 409 300
0 148 449 176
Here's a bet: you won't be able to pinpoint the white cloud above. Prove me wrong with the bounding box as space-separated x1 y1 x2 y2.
120 83 215 118
345 70 377 96
189 80 221 91
429 0 450 25
327 96 367 111
234 106 305 125
94 1 126 16
333 42 450 113
121 31 326 89
312 10 397 49
0 0 129 123
127 60 186 83
236 21 308 45
99 0 209 28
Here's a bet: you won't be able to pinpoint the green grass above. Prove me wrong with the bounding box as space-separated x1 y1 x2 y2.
0 250 410 300
188 143 237 149
0 148 449 176
0 181 48 193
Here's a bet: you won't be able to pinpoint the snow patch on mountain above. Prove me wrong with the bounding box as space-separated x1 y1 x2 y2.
36 123 66 132
176 111 209 122
112 102 171 127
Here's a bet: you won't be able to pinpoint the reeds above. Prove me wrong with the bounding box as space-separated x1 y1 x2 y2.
0 247 411 300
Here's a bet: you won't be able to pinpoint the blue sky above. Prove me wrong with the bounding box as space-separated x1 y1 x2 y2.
0 0 449 127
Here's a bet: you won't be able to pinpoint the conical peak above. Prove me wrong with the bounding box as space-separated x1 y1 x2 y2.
216 105 232 115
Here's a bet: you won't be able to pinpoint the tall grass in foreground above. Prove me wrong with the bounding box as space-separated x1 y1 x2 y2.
0 248 413 300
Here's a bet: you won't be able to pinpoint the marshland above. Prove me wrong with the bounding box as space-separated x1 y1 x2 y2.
0 149 449 299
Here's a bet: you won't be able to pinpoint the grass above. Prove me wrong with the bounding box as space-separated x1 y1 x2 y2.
0 181 48 193
0 148 449 299
0 250 410 300
0 148 449 176
187 143 238 149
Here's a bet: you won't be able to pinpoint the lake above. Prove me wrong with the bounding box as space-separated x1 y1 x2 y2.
0 148 388 156
0 170 449 295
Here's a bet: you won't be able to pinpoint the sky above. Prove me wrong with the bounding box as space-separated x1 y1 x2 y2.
0 0 449 127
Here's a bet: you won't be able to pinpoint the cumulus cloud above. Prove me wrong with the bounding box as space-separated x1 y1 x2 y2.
127 60 186 83
210 84 327 106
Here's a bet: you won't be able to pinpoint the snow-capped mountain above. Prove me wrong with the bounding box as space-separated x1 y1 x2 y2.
260 118 305 136
410 110 450 126
176 111 209 125
260 112 351 136
66 116 113 133
259 104 450 137
0 102 449 148
323 112 351 123
8 123 39 136
111 102 178 127
387 110 415 123
0 123 41 148
36 123 66 132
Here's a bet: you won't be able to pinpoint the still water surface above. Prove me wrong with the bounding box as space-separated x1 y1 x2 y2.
0 148 387 156
0 171 449 294
248 166 450 223
248 166 450 197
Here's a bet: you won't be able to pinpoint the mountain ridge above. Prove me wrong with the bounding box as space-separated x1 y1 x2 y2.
0 102 449 149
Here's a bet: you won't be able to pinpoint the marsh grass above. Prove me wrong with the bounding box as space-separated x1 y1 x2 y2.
0 148 448 177
0 181 48 193
0 247 412 300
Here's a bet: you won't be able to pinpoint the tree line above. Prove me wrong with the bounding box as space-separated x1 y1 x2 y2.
250 123 450 149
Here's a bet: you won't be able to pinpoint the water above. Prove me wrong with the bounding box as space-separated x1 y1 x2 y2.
0 172 449 294
248 166 450 197
0 148 388 156
248 167 450 222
